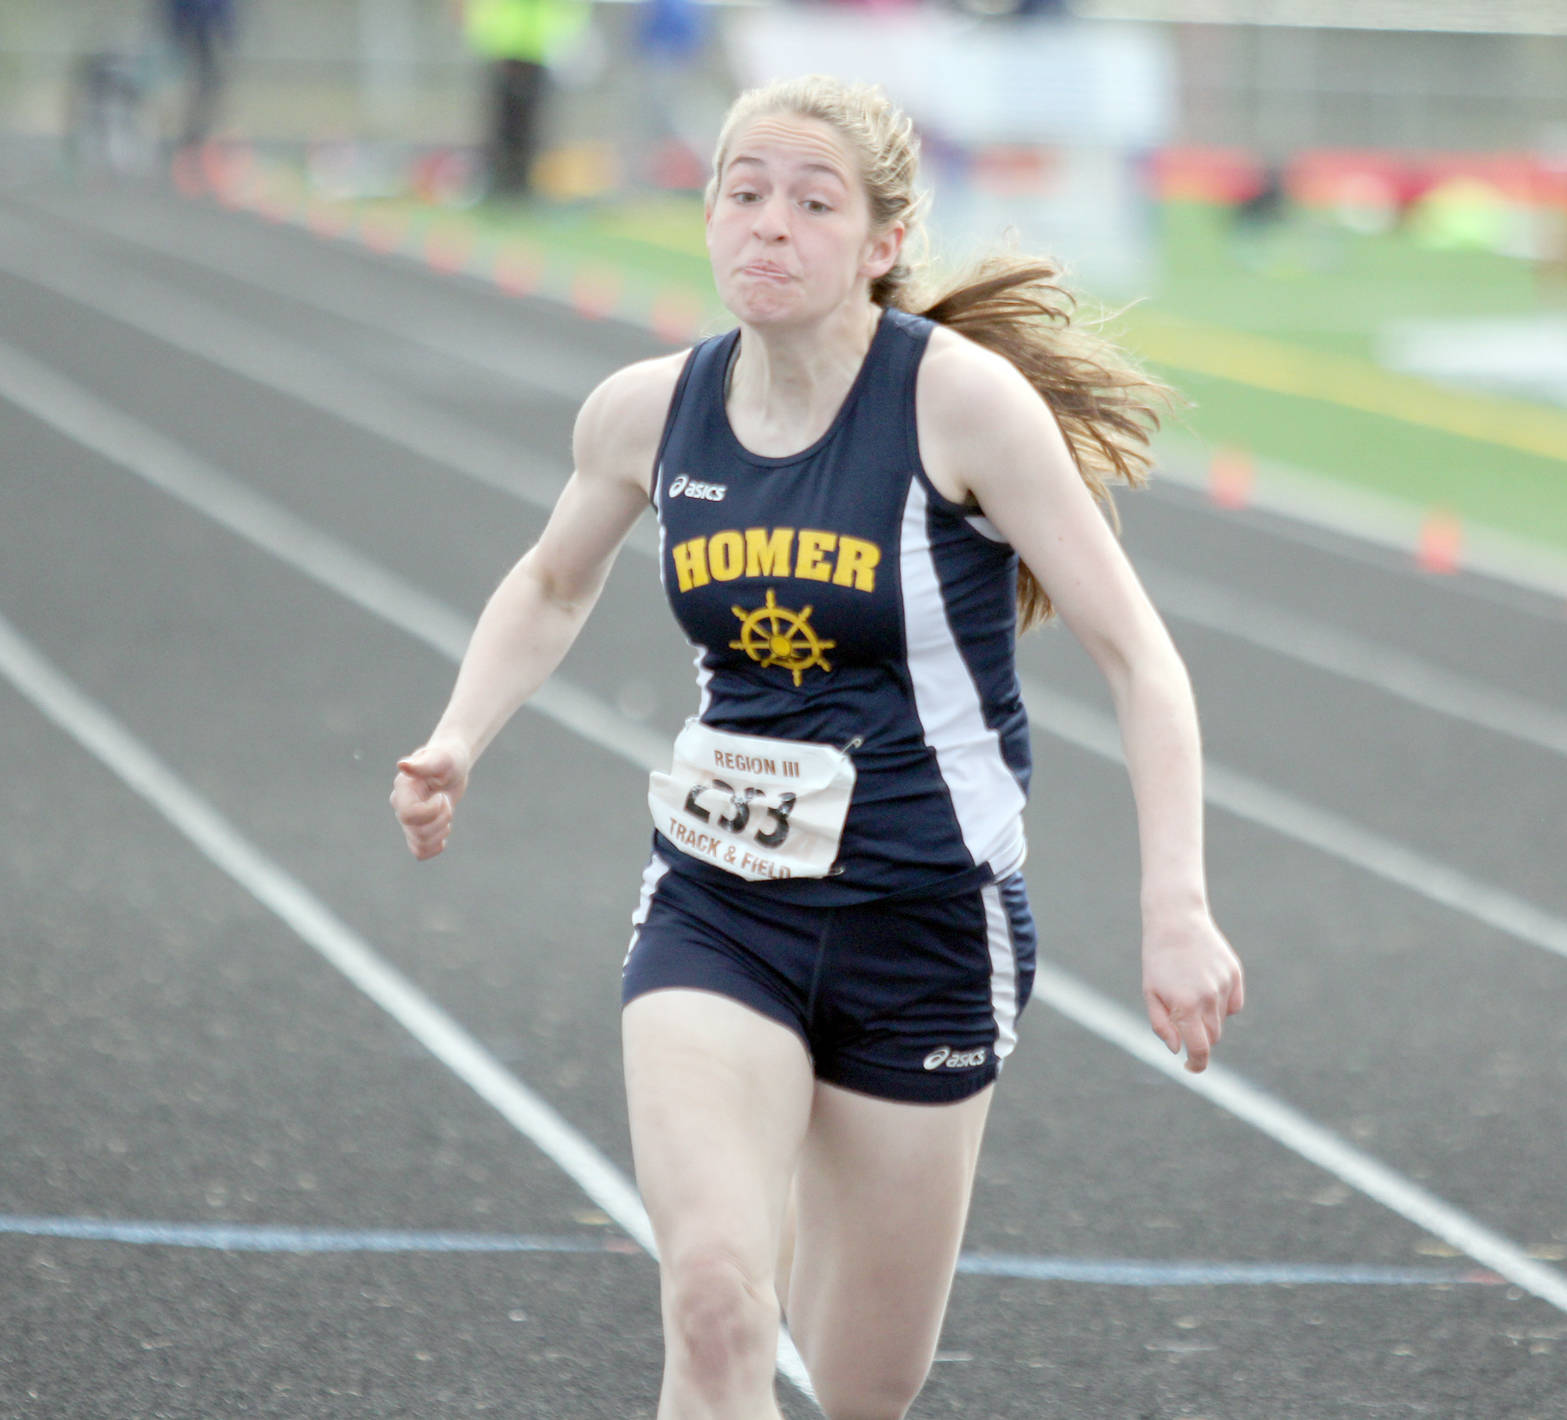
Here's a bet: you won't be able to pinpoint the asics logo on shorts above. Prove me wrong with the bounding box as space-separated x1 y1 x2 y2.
668 474 727 502
923 1045 988 1071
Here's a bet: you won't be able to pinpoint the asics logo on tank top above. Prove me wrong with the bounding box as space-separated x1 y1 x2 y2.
667 474 727 501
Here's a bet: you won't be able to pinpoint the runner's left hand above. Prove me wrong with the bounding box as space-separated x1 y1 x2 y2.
1141 910 1244 1073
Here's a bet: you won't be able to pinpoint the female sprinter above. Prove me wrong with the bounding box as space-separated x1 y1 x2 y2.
392 75 1244 1420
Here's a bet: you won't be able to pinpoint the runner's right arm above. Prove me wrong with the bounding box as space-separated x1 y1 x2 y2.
391 354 683 860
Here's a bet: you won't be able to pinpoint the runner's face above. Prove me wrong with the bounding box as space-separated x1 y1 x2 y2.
706 114 901 325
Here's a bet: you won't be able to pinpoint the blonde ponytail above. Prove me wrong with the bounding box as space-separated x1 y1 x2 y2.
916 259 1174 628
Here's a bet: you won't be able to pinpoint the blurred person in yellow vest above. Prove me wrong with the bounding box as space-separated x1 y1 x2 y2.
452 0 591 198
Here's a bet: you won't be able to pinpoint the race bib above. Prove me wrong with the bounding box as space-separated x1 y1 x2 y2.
648 721 857 882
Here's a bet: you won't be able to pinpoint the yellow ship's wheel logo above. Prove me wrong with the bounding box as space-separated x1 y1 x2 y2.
729 590 836 686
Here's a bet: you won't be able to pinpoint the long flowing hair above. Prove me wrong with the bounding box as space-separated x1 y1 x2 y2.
710 77 1175 629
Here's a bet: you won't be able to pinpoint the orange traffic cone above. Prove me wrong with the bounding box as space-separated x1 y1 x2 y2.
1210 447 1255 510
493 243 542 296
1417 510 1463 574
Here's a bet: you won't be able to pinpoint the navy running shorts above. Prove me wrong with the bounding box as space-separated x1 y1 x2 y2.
621 854 1037 1104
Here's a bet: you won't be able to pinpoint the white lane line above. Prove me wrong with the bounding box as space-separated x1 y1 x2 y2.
1022 680 1567 964
1032 963 1567 1315
4 339 1566 1320
1150 435 1567 610
0 213 574 519
10 193 609 403
0 337 670 773
1139 559 1567 759
0 219 1557 752
0 611 654 1255
0 614 818 1403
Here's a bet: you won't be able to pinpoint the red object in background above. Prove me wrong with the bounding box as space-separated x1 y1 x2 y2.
1416 510 1463 575
649 290 705 345
1209 446 1255 510
424 226 475 274
1154 145 1565 212
649 139 706 193
969 145 1058 197
493 244 543 295
1149 147 1266 205
570 267 623 320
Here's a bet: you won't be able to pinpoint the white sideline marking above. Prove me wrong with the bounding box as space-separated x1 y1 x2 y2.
3 340 1566 1321
0 218 1559 753
0 338 669 773
1021 680 1567 965
1139 559 1567 760
1032 963 1567 1315
0 213 574 517
0 613 818 1402
1151 434 1567 610
0 612 653 1255
14 194 608 403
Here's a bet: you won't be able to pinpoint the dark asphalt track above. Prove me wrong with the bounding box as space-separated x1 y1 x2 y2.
1 171 1565 1419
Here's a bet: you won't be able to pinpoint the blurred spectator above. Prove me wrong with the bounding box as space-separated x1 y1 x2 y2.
1233 164 1287 225
639 0 706 55
163 0 238 150
453 0 591 200
67 49 155 174
1228 162 1294 271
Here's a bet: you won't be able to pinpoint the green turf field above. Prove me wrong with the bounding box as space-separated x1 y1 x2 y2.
1121 202 1567 552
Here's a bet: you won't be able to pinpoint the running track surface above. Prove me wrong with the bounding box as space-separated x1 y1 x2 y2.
1 170 1565 1419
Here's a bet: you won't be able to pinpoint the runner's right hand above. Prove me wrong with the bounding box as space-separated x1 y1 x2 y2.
390 739 471 860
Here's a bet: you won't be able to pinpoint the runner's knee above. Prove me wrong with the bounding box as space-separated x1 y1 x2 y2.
663 1246 779 1394
812 1362 928 1420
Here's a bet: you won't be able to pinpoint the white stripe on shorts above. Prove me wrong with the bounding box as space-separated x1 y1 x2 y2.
983 882 1020 1063
623 854 672 968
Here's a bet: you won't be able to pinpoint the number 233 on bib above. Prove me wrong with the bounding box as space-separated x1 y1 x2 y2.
647 721 857 882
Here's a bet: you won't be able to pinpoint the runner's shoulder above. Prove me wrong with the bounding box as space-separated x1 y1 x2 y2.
918 323 1035 425
574 350 690 480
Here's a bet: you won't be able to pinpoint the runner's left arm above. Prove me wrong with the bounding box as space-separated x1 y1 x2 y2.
918 338 1245 1073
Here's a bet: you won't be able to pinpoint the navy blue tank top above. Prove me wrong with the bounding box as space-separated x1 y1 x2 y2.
650 307 1031 904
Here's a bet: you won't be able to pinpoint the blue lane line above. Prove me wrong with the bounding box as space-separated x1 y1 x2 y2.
0 1215 1501 1284
0 1216 636 1254
956 1254 1502 1287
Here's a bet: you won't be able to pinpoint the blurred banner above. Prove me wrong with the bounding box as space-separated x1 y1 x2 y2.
726 8 1173 293
1071 1 1567 35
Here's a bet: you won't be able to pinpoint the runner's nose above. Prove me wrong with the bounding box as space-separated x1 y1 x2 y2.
751 193 790 241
